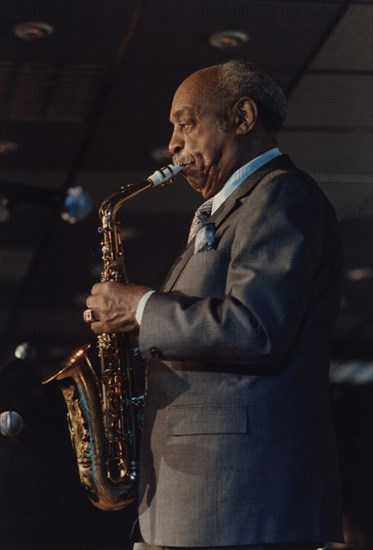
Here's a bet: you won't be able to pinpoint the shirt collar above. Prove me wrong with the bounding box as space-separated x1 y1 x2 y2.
211 147 282 214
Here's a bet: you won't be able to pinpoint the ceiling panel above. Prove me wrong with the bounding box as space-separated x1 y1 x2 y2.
278 130 373 176
1 62 104 123
319 178 373 220
285 73 373 127
311 3 373 70
0 121 86 167
0 0 136 63
125 0 343 73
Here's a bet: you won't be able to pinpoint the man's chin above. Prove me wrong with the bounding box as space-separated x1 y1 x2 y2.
184 173 206 194
184 169 219 198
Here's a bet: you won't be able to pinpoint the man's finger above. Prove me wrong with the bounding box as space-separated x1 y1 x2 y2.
86 295 98 309
91 283 103 295
90 321 138 335
90 321 103 334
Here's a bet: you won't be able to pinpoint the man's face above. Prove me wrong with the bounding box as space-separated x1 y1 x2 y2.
169 70 238 199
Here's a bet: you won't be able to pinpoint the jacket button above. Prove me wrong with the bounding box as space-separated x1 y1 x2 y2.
149 347 162 359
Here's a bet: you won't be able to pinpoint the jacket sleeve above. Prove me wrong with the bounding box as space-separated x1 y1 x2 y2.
138 172 339 365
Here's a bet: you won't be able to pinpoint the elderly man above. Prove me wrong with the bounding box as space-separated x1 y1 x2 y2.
85 60 343 550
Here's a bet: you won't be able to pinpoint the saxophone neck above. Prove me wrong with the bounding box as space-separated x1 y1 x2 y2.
99 163 183 221
99 179 152 222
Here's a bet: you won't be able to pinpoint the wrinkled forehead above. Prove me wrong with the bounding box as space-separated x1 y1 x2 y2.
170 68 220 120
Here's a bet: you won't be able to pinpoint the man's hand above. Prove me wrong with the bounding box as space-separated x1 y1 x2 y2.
84 281 151 334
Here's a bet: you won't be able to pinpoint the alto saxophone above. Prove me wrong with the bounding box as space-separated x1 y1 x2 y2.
43 164 183 511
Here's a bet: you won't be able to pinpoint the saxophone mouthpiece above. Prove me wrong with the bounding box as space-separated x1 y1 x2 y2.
147 164 184 187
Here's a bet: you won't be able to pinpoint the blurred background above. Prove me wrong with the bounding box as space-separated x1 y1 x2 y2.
0 1 372 549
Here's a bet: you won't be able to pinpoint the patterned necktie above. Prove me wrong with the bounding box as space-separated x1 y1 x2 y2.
187 197 213 243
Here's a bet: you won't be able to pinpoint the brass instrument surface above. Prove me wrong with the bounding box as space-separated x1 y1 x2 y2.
43 164 182 510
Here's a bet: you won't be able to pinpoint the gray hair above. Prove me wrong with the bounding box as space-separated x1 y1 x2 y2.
214 60 286 131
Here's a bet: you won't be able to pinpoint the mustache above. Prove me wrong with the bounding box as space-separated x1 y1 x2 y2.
172 155 195 167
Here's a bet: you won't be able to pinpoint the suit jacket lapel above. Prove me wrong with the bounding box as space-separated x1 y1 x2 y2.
161 244 195 292
162 154 294 292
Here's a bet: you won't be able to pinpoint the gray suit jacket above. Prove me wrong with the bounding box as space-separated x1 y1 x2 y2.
137 155 344 546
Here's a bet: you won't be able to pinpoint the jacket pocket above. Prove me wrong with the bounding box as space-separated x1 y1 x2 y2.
167 403 247 436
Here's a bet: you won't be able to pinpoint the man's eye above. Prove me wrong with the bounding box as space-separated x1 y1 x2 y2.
178 123 189 130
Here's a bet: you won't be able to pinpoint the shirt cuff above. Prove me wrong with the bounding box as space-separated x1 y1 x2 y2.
135 289 156 325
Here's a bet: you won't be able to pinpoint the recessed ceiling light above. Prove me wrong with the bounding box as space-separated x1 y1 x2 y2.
208 30 249 49
0 141 18 154
13 22 54 41
345 267 373 282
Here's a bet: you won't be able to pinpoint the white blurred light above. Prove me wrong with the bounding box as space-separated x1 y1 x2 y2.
150 146 172 163
61 186 93 224
345 267 373 282
0 411 24 437
0 141 18 155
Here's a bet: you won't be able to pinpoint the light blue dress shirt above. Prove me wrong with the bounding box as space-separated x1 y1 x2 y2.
211 147 282 214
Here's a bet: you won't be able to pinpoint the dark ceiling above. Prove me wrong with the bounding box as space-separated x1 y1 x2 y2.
0 0 372 368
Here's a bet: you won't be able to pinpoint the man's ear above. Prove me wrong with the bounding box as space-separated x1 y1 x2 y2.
235 98 258 135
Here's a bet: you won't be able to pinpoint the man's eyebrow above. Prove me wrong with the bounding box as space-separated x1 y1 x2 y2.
170 107 196 123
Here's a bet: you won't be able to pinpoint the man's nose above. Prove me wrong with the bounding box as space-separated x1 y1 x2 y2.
168 128 184 156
